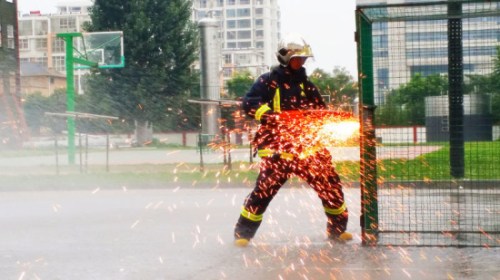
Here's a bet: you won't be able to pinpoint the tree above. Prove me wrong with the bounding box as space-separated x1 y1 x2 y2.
225 70 254 99
310 66 358 111
23 89 67 135
23 93 48 135
467 46 500 124
379 73 448 125
83 0 199 144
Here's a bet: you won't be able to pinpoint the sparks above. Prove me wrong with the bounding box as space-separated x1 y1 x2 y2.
317 120 360 144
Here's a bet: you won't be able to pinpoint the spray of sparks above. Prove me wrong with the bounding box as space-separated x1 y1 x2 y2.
260 110 360 159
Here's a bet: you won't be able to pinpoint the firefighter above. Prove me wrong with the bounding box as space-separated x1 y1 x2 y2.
234 33 352 247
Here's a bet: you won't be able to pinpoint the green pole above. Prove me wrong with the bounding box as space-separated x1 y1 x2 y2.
57 32 103 165
356 10 379 246
58 33 77 165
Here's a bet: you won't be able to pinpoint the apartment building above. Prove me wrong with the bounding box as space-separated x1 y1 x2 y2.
192 0 281 80
357 0 500 105
18 2 91 94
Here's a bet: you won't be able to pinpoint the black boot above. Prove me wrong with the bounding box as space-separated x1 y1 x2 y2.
234 215 261 246
326 211 352 242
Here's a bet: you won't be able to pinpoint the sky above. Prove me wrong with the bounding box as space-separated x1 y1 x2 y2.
17 0 358 76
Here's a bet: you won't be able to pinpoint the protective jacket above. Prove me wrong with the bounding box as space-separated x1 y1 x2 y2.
242 65 326 155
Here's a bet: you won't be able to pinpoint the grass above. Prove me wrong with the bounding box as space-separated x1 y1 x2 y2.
1 141 499 189
378 141 500 181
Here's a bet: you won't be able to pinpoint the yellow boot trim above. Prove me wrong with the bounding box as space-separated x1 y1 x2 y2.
257 149 294 161
324 202 346 216
240 207 263 222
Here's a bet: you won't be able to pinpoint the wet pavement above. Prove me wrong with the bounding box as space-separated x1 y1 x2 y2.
0 148 498 279
1 186 499 280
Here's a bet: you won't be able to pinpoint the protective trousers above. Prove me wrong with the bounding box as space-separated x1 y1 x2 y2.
234 149 348 240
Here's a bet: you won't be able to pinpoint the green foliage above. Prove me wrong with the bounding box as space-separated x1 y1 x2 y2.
23 89 67 134
466 46 500 124
23 93 48 135
225 70 254 99
377 74 448 125
83 0 200 131
309 66 358 110
384 46 500 126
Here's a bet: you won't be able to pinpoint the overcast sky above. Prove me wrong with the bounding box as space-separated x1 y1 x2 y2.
17 0 358 76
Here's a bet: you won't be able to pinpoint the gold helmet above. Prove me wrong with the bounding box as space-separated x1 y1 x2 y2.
276 33 314 66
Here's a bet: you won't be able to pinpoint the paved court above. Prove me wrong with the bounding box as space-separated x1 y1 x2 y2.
0 186 499 280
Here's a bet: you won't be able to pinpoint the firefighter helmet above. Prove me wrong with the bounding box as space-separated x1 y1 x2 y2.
276 33 314 66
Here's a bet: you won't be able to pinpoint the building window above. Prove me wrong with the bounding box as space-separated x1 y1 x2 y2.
197 11 207 19
70 7 82 13
255 19 263 27
255 8 263 16
227 42 237 48
239 0 250 4
255 30 264 38
19 39 29 50
237 41 251 48
19 20 33 36
256 41 264 48
238 19 251 28
238 30 251 39
6 25 14 49
227 31 236 40
53 56 66 72
52 37 65 53
226 9 236 18
224 54 232 64
216 0 224 7
377 68 389 90
227 20 236 29
373 35 388 49
59 18 76 31
35 38 48 50
34 20 48 35
227 0 236 5
7 24 13 37
373 21 387 30
237 8 251 17
199 0 207 8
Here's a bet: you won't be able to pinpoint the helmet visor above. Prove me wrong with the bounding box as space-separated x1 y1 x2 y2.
290 44 313 58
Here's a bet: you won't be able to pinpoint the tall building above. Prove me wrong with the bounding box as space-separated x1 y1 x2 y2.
192 0 281 81
357 0 500 105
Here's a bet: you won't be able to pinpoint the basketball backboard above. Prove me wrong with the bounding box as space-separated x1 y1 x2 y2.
74 31 124 69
